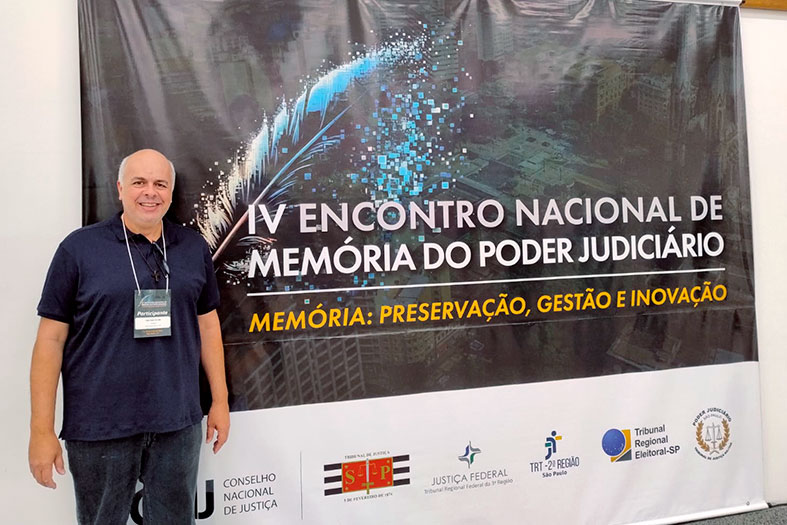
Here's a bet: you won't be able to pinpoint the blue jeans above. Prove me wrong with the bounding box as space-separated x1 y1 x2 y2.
65 422 201 525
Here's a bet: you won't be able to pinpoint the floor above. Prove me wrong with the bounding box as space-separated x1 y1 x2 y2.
685 505 787 524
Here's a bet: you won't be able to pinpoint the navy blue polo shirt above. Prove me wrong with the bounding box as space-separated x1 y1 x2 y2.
37 213 220 441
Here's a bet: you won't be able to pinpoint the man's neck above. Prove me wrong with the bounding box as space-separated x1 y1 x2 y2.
121 213 162 242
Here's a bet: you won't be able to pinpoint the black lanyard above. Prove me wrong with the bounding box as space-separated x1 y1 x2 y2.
130 236 169 283
122 217 169 292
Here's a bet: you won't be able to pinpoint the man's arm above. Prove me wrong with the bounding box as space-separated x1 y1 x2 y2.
29 318 69 488
198 310 230 453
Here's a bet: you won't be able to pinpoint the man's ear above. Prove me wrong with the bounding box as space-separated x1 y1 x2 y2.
117 180 122 201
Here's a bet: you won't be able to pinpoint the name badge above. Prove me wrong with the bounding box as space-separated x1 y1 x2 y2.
134 289 172 338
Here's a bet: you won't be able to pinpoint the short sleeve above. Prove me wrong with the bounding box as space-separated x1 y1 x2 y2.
37 244 79 324
197 242 220 315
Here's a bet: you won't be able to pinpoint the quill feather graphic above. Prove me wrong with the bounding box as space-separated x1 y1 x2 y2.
196 39 425 263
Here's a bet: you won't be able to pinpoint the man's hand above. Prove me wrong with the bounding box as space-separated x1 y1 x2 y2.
205 401 230 454
29 430 65 488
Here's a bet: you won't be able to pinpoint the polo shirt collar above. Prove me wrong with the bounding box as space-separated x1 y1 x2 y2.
109 212 174 244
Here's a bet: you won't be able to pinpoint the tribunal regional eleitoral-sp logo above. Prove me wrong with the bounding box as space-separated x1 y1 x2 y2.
693 408 732 460
601 428 631 462
602 425 680 461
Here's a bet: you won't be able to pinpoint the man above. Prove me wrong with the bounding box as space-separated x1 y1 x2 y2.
28 149 230 524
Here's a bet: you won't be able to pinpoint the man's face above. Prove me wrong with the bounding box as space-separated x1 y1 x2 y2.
117 150 174 230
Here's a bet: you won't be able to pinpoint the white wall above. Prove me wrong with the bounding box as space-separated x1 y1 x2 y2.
1 3 786 522
0 1 81 520
740 7 787 505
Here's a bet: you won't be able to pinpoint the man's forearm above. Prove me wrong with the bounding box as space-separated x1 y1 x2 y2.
30 319 68 433
198 310 228 403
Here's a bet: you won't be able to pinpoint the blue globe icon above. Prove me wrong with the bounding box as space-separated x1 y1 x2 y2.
602 428 626 456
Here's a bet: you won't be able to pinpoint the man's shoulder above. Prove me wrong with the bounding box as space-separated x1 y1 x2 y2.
60 217 117 249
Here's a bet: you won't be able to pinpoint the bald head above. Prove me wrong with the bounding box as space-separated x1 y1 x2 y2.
118 149 176 188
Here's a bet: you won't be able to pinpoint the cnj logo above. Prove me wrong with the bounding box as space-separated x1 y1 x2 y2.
458 441 481 468
601 428 632 462
323 452 410 501
693 408 732 460
129 480 214 524
531 431 580 478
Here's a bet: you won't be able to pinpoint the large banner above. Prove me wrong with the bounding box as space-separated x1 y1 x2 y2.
79 1 763 523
